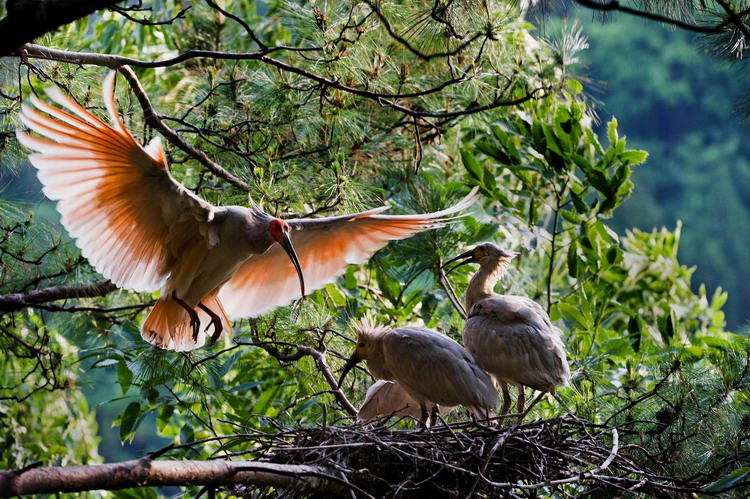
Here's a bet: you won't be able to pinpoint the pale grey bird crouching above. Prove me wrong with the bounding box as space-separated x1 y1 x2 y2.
443 243 571 417
357 380 453 424
339 319 500 427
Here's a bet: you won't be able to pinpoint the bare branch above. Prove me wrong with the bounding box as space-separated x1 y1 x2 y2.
0 458 348 497
572 0 720 34
0 280 117 312
116 66 250 190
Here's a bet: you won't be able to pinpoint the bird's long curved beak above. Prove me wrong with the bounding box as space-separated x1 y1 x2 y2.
279 232 306 296
338 351 362 387
441 249 475 275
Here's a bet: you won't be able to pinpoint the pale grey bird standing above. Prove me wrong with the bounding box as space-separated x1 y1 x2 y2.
339 320 500 427
357 380 453 423
443 243 570 415
16 70 479 351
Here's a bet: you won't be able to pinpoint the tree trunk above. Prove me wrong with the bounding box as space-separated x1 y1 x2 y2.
0 0 119 56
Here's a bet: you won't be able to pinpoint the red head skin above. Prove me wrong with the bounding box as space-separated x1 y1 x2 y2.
269 218 289 242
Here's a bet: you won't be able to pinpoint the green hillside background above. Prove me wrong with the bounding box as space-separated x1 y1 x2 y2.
548 7 750 332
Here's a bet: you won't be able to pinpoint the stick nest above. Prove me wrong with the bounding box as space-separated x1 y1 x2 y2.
237 415 706 497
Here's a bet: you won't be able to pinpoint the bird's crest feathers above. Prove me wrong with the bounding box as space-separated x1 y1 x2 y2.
354 317 391 340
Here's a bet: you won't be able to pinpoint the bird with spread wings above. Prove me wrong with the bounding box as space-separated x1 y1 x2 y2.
17 71 478 351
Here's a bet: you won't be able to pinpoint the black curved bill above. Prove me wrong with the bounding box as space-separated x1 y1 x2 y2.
279 232 306 296
338 352 361 387
441 249 474 275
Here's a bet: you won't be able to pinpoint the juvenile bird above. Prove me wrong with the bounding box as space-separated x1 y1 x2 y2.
339 320 500 427
17 71 479 351
357 380 453 424
444 243 570 415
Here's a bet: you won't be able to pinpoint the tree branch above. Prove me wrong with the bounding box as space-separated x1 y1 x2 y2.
0 0 120 56
572 0 721 34
116 66 250 190
18 44 548 121
0 458 348 497
240 340 358 417
0 280 117 312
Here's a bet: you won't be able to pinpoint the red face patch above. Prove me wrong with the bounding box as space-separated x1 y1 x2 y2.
268 219 288 242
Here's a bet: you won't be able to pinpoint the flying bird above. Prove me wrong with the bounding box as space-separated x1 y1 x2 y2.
443 243 570 415
339 320 499 427
16 71 479 351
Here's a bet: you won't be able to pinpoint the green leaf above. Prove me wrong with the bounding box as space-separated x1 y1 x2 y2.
607 118 618 144
620 149 648 165
92 358 119 368
705 467 750 492
157 405 175 432
570 190 590 214
566 78 583 95
476 141 512 165
461 149 483 181
119 402 140 442
560 209 582 225
117 361 133 395
556 302 589 329
586 169 611 196
180 423 195 445
567 242 580 278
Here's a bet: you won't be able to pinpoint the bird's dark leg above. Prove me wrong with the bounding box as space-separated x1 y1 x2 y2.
419 404 429 431
500 381 512 416
172 291 200 341
197 302 223 345
516 385 526 415
429 405 440 427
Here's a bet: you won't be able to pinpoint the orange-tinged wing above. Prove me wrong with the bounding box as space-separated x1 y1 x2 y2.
16 72 216 292
219 188 479 319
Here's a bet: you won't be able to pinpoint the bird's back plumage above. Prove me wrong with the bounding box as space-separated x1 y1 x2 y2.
464 295 570 392
381 326 500 416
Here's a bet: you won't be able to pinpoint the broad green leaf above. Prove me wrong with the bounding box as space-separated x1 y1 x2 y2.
705 467 750 492
119 402 140 442
461 149 483 181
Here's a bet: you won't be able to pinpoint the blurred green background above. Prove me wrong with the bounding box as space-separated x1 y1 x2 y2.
542 5 750 333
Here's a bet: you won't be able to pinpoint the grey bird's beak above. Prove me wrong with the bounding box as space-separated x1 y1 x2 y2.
338 351 362 387
441 249 475 275
279 232 306 297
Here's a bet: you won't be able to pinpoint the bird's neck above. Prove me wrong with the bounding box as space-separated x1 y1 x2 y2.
465 260 510 311
366 341 395 381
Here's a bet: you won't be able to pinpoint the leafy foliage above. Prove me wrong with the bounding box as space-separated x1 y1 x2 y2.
0 0 748 496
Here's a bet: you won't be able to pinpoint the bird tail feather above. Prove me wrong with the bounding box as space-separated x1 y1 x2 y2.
141 290 231 351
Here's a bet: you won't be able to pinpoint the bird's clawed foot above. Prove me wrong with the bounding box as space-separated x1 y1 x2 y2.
197 302 224 345
429 405 440 427
172 292 201 341
418 405 430 431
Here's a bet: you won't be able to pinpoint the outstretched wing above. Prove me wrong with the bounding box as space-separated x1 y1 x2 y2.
16 72 216 292
219 188 479 319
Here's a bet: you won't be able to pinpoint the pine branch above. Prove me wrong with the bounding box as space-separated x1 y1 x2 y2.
17 44 551 122
0 458 351 497
0 280 117 312
117 66 250 190
572 0 720 34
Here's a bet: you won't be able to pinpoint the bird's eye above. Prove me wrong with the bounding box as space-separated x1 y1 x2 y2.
358 342 365 347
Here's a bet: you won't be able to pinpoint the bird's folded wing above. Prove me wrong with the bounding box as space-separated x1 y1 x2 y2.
382 327 498 408
219 188 478 319
16 72 215 292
